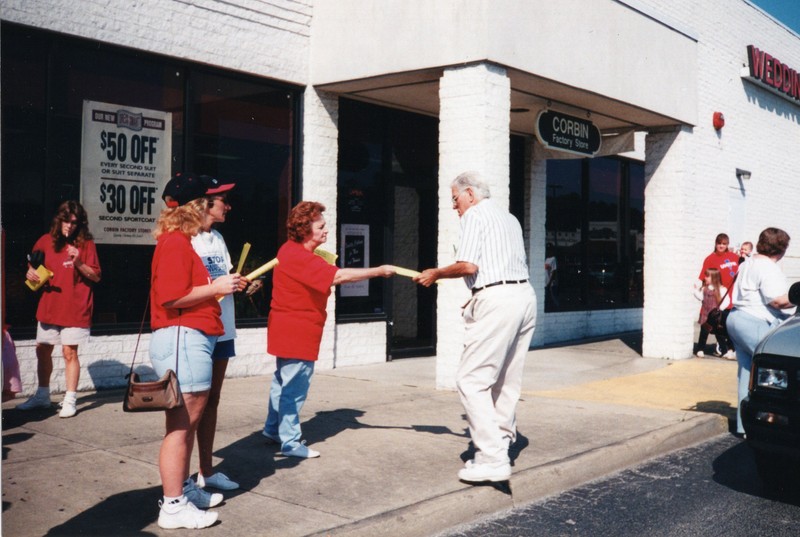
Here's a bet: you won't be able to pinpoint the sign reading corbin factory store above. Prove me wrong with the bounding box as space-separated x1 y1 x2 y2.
535 110 601 157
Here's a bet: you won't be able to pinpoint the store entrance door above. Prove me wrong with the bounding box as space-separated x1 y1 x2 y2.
386 180 437 359
336 98 438 359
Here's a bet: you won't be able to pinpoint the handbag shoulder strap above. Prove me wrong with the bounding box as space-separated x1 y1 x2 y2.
128 302 181 377
717 271 739 307
127 296 150 378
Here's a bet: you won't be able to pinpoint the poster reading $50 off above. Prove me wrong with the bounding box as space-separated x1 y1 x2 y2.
80 100 172 245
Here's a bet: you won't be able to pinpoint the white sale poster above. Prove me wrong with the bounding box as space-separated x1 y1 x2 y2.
80 100 172 245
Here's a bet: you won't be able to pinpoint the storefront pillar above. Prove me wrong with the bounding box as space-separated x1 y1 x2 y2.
301 87 341 369
436 63 511 389
642 126 697 359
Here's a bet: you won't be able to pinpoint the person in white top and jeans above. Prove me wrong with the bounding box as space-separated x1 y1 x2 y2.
415 171 536 483
727 227 796 435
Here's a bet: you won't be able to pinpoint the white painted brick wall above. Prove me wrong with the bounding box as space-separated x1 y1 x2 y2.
1 0 312 83
437 63 511 390
334 322 387 367
11 327 274 396
634 0 800 357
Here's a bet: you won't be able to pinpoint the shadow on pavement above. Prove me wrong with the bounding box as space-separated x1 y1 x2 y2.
684 399 736 422
712 439 800 506
43 485 162 537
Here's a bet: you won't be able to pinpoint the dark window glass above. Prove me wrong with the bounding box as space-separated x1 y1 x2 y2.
336 99 439 322
1 23 298 337
545 156 644 312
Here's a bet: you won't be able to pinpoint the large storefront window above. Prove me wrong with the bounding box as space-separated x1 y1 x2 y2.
1 23 298 337
545 157 644 312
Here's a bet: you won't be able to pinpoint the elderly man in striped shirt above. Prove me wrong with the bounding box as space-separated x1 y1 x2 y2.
415 170 537 483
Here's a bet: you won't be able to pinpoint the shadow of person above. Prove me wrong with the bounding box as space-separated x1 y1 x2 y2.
86 359 134 391
685 399 737 420
197 429 280 495
3 404 61 430
712 438 800 505
2 432 34 462
43 484 167 536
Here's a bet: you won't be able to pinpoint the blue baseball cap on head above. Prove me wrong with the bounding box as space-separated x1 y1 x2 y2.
162 172 235 208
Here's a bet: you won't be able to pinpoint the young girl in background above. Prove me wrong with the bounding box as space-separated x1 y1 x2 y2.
693 267 732 359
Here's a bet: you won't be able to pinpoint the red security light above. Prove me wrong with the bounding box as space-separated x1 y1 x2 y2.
713 112 725 130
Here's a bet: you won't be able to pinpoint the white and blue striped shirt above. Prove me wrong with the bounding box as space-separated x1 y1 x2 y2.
456 199 529 290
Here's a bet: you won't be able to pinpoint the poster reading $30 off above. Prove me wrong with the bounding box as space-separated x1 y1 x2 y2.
80 100 172 245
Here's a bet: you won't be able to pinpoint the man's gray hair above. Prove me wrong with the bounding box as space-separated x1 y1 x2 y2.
451 171 491 200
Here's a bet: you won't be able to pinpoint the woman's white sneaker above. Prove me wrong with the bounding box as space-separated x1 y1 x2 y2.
158 499 218 529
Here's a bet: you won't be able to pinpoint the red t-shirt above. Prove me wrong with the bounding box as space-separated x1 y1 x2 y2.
32 234 101 328
150 231 223 336
698 251 739 308
267 240 338 361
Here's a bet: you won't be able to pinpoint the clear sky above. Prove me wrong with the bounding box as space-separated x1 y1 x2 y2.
748 0 800 34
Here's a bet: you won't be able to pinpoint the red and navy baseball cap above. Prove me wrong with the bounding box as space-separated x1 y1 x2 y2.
162 172 235 208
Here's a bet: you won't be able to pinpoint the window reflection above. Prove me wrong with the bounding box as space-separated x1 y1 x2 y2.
545 157 644 312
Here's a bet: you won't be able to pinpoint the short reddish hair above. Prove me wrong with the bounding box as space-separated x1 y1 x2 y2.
287 201 325 242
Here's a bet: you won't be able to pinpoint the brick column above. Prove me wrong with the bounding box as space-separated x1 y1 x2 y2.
436 63 511 389
642 126 697 359
301 86 340 369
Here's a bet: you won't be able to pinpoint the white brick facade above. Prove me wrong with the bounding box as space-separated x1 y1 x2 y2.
1 0 311 83
3 0 800 395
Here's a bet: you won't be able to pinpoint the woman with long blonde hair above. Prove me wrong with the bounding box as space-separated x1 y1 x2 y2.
150 173 245 530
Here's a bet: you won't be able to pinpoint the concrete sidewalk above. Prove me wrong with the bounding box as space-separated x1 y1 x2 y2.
1 335 738 537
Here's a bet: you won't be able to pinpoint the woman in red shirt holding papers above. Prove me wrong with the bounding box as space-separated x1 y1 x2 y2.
150 173 246 530
262 201 394 458
18 200 101 418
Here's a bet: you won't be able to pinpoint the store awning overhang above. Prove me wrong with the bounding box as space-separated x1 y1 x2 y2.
316 65 688 137
312 0 698 135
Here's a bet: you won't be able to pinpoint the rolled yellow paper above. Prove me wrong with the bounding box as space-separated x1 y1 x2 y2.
392 265 440 284
392 266 421 278
244 248 338 281
235 242 251 274
245 258 279 280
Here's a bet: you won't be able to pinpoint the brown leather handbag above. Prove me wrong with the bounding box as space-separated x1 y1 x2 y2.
123 301 184 412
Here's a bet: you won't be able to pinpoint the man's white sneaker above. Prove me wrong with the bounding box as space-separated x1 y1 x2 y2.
158 499 218 529
695 351 705 358
17 392 51 410
183 479 223 508
458 461 511 483
197 472 239 491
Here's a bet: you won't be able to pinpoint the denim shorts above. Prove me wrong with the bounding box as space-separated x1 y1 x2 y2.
149 326 216 393
36 323 90 346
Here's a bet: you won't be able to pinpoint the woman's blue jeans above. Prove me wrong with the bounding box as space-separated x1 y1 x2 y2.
263 358 315 451
726 309 776 434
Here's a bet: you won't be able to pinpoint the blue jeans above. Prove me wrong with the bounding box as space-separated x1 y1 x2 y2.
263 358 315 451
726 309 777 434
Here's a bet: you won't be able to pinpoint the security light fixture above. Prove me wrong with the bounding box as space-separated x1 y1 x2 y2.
736 168 751 180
